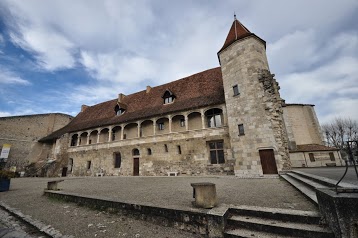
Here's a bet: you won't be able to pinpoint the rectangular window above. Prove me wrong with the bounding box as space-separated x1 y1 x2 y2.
123 134 127 139
208 141 225 164
233 85 240 96
114 153 121 168
87 161 92 170
238 124 245 135
180 119 185 127
177 145 182 154
164 144 168 152
158 122 164 130
309 153 315 162
329 152 335 161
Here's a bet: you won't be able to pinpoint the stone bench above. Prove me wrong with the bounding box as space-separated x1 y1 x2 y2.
190 182 217 208
47 180 64 190
167 171 178 176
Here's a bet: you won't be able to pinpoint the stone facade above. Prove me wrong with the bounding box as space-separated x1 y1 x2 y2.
0 113 73 172
290 150 342 168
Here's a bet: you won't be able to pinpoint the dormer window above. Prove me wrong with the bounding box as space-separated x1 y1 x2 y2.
162 90 175 104
115 105 125 116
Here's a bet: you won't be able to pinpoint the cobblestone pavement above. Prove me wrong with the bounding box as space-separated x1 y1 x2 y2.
0 207 44 238
0 176 316 237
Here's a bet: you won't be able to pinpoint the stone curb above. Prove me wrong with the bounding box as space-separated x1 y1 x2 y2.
0 202 73 238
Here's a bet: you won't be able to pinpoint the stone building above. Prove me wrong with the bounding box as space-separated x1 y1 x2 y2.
0 113 73 174
283 104 342 167
39 17 338 177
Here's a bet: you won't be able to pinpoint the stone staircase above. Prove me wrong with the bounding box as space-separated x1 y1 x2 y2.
224 206 334 238
280 170 358 204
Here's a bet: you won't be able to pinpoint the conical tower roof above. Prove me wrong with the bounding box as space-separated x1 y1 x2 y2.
218 17 266 54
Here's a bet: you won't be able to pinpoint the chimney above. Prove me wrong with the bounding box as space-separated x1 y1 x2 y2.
81 105 88 112
146 86 152 93
118 93 125 103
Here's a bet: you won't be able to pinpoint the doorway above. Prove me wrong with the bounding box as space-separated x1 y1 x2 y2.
259 149 278 174
61 167 68 177
133 158 139 176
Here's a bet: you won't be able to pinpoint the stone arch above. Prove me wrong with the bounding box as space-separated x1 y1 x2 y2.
188 112 202 130
70 134 78 146
99 128 109 143
156 117 169 134
89 130 98 144
172 114 185 132
112 126 122 141
140 120 153 137
79 132 88 146
205 108 223 128
123 123 138 139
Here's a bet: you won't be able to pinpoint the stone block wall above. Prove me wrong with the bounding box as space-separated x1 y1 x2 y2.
218 36 290 176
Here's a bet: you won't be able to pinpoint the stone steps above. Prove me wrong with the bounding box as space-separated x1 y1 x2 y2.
224 206 333 238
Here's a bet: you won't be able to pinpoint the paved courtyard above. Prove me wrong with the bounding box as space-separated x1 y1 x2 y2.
296 166 358 186
0 176 316 237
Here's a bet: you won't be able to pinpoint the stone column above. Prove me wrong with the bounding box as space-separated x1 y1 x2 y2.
86 133 90 145
137 121 141 137
153 120 157 135
185 114 189 131
168 116 172 133
121 126 124 140
108 126 112 142
201 109 206 129
77 135 81 146
97 131 100 143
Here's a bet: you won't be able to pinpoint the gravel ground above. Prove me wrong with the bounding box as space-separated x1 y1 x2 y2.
0 176 316 237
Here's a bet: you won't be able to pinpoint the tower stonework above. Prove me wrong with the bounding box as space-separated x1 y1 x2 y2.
218 19 290 176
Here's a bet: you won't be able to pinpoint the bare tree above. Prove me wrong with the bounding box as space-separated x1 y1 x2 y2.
322 117 358 160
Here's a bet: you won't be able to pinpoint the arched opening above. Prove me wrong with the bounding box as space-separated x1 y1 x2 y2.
112 126 121 141
132 148 140 176
123 123 138 139
205 108 223 128
141 120 153 137
162 90 175 104
156 117 169 135
172 115 185 132
70 134 78 146
89 130 98 144
79 132 88 146
132 148 140 156
188 112 201 130
114 104 126 115
99 128 109 143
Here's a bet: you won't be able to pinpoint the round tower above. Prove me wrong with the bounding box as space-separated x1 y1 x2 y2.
218 17 290 176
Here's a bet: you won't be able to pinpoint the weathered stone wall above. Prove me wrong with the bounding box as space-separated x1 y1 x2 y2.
68 127 234 176
283 105 324 145
0 113 72 171
218 36 290 176
290 151 342 167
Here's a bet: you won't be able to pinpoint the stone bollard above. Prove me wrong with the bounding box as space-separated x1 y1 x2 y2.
190 182 217 208
47 180 64 190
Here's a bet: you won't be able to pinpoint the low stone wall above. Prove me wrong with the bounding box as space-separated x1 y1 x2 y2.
44 190 228 238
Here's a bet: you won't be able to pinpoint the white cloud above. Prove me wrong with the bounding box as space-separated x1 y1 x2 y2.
0 69 30 85
0 111 12 117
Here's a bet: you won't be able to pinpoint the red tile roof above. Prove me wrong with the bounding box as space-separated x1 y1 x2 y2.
218 19 266 54
39 67 225 142
290 144 339 152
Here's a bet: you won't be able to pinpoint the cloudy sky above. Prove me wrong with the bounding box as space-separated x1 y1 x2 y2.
0 0 357 124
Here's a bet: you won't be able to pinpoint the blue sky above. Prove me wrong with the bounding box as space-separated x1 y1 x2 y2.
0 0 357 124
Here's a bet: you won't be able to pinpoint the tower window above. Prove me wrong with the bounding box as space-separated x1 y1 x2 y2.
233 85 240 96
87 161 92 170
164 144 168 153
238 124 245 135
147 148 152 155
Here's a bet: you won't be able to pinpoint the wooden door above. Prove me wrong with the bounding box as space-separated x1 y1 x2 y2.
133 158 139 176
259 149 278 174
